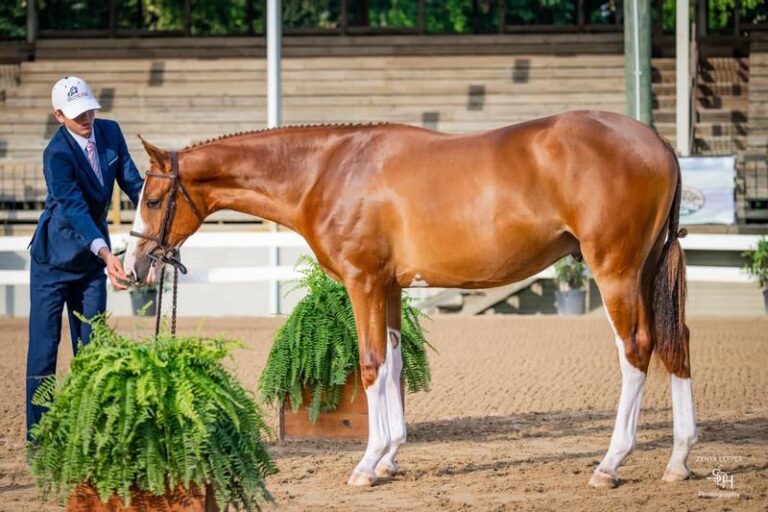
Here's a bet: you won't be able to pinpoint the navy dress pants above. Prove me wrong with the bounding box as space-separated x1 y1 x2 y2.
26 258 106 441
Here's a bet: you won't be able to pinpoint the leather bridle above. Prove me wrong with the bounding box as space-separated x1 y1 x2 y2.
129 150 203 275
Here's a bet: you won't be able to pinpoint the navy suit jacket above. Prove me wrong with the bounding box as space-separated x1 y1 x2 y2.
29 118 144 273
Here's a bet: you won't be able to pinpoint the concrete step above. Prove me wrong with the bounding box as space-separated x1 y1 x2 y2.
0 105 628 135
7 77 628 99
20 66 626 86
694 135 748 154
4 91 627 110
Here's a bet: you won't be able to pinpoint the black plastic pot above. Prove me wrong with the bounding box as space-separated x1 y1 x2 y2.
130 289 157 316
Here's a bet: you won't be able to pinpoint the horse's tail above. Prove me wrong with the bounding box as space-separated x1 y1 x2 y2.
652 161 690 377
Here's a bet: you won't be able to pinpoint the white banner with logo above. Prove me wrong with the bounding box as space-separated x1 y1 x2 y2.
679 156 735 225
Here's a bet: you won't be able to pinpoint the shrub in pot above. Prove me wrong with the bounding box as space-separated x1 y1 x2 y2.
259 257 433 429
28 316 276 511
553 256 589 315
743 236 768 314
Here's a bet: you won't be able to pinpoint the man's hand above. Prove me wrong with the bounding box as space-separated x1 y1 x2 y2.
98 247 129 290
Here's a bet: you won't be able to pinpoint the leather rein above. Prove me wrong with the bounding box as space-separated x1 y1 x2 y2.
129 150 203 275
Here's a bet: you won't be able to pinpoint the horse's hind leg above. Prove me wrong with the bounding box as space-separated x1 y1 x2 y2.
375 285 407 478
588 274 653 489
662 323 697 482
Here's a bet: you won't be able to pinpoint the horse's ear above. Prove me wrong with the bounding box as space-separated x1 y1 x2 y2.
138 134 170 170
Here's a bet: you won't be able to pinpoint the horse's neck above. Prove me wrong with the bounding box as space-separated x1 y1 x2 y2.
197 134 323 232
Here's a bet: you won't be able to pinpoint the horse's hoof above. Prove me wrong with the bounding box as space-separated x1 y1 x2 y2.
347 470 376 487
588 469 618 489
662 467 690 482
375 461 398 478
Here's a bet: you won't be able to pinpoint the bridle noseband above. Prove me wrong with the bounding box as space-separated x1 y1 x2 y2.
129 150 203 275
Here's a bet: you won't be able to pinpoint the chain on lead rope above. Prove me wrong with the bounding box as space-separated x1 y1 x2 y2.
154 262 180 338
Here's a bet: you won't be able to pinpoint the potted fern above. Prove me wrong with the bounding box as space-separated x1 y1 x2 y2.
28 316 276 511
743 236 768 314
259 257 432 438
553 255 589 315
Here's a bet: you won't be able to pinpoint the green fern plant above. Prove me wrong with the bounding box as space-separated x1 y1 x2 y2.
743 236 768 290
259 257 433 423
28 316 276 511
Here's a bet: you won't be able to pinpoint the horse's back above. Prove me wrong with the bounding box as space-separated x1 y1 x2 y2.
319 113 678 288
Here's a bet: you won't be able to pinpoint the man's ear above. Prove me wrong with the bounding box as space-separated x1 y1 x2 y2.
138 135 170 171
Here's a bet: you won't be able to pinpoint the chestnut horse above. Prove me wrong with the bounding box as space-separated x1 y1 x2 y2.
124 110 697 489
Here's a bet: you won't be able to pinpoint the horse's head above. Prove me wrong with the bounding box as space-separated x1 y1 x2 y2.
124 137 205 286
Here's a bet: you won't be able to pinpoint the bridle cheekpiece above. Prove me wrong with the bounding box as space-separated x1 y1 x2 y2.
129 150 203 275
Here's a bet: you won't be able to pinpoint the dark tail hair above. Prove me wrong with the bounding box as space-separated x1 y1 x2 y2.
652 165 690 377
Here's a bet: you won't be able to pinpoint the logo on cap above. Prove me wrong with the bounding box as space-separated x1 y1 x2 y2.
67 86 79 98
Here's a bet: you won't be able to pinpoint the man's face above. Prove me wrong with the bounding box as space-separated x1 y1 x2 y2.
53 109 95 138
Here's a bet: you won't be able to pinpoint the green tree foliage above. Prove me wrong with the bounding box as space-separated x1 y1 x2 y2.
29 316 276 511
0 0 25 38
38 0 109 31
259 257 433 423
3 1 765 38
708 0 767 31
283 0 340 29
506 0 574 25
425 0 499 33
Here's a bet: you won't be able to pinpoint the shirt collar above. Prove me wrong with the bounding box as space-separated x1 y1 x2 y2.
65 125 96 152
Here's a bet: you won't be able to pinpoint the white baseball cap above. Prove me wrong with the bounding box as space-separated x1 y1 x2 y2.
51 76 101 119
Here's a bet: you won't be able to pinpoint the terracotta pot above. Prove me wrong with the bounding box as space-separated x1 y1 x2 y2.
67 483 215 512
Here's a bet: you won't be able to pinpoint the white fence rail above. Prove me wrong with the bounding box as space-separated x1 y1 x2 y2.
0 232 761 286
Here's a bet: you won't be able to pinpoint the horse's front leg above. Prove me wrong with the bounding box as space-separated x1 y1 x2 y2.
374 285 406 478
346 278 392 486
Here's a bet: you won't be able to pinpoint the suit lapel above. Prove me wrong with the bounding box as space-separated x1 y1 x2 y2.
61 127 104 193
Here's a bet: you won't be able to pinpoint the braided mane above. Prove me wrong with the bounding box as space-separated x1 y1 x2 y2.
182 122 390 150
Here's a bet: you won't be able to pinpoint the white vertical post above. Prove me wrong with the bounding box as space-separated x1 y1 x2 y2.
267 0 282 314
676 0 691 156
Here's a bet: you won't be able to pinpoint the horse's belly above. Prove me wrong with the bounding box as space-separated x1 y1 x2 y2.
395 229 572 289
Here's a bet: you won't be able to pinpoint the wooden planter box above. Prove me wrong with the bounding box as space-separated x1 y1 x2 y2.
280 378 368 441
67 483 218 512
279 376 404 441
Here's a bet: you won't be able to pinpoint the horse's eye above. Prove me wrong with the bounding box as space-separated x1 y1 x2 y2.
146 198 162 209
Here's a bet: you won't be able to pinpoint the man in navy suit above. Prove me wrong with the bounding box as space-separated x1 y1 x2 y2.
26 76 144 440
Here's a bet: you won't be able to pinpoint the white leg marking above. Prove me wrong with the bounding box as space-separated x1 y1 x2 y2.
375 328 406 478
590 313 646 488
123 182 146 278
348 355 390 486
596 337 646 476
663 375 697 481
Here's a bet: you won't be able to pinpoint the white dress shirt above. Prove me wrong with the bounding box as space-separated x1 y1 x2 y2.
66 127 108 257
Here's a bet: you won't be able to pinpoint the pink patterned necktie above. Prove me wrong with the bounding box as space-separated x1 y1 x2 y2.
85 140 104 186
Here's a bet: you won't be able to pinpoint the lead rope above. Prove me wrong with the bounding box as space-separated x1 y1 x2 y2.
153 258 180 338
